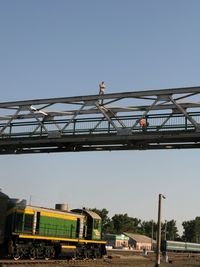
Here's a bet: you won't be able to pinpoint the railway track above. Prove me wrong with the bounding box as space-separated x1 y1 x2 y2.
0 258 107 266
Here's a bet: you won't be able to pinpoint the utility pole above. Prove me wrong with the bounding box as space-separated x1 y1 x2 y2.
151 220 154 250
155 194 166 267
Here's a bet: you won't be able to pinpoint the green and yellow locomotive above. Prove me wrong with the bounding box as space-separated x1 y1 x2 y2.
0 191 106 260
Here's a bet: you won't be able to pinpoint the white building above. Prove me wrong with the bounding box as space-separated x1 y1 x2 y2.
124 233 153 250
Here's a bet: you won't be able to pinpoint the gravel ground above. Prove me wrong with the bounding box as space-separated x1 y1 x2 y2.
2 256 200 267
1 251 200 267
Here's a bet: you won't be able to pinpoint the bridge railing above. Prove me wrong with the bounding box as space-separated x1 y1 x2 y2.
0 111 199 139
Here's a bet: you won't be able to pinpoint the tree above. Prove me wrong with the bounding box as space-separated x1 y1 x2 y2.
111 214 141 234
163 220 179 241
182 220 196 242
140 220 157 239
182 218 200 243
194 217 200 243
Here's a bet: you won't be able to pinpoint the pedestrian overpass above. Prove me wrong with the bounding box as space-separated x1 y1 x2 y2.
0 86 200 154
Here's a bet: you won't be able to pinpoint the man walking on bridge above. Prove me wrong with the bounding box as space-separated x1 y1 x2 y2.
99 81 106 105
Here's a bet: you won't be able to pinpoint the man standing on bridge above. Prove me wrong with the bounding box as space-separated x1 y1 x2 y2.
99 81 106 105
139 117 148 131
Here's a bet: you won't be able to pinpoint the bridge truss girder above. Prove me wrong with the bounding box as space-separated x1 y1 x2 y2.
0 86 200 154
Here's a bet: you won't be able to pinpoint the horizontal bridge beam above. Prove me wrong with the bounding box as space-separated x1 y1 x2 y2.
0 85 200 108
0 131 199 154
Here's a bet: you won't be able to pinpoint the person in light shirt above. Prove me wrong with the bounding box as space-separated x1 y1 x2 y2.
99 81 106 104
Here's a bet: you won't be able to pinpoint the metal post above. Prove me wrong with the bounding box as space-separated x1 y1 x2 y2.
29 195 32 205
151 220 154 250
155 194 165 267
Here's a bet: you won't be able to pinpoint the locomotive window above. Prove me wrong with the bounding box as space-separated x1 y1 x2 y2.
14 212 23 232
24 214 33 233
36 212 40 233
94 219 100 229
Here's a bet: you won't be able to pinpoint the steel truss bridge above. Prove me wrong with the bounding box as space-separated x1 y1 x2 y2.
1 86 200 154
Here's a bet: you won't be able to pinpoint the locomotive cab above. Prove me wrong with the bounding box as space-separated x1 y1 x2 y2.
71 208 102 240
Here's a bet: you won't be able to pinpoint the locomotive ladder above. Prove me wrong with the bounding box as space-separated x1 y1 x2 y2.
0 86 200 154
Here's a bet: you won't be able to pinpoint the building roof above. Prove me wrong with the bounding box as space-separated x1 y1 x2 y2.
104 234 129 241
124 233 152 243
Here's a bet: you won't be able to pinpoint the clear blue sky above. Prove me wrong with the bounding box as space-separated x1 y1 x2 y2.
1 0 200 234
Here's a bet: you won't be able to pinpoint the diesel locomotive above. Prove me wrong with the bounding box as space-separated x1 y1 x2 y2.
0 191 106 260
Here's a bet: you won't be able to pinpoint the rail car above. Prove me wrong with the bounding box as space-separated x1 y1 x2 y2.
0 191 106 260
161 240 200 253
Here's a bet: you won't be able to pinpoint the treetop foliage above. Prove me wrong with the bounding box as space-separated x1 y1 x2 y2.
91 208 198 242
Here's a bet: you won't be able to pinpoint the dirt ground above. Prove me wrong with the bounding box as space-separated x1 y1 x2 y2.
64 255 200 267
2 256 200 267
1 252 200 267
